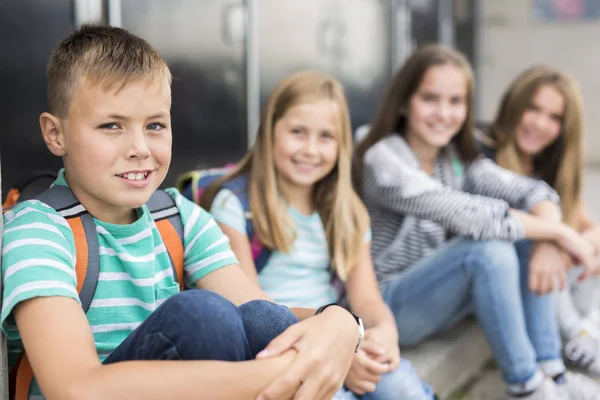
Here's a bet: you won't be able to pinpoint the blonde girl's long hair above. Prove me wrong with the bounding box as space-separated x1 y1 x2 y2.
490 66 585 225
202 71 370 280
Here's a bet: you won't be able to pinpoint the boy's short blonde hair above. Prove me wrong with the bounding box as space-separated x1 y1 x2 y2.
47 24 172 118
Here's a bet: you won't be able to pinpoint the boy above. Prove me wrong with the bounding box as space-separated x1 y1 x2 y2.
1 25 360 400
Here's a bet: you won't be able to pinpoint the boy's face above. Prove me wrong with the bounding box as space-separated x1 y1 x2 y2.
49 78 172 223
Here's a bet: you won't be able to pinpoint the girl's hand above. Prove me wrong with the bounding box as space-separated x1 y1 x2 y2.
363 324 400 369
528 242 569 295
256 305 358 400
344 341 389 395
556 224 597 280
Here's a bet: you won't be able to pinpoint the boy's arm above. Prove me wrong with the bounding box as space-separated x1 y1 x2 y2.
15 295 299 400
196 264 359 400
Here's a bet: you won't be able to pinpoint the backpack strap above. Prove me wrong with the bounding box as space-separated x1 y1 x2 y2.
3 171 58 209
221 176 272 273
13 188 185 399
147 190 185 291
35 186 99 313
14 185 99 400
176 170 203 205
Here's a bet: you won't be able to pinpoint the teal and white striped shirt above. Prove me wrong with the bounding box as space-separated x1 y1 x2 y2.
1 170 238 398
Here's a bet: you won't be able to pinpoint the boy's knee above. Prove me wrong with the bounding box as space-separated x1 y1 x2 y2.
157 290 250 361
160 289 244 334
238 300 299 356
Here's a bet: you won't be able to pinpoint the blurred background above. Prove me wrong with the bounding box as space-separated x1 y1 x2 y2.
0 0 597 194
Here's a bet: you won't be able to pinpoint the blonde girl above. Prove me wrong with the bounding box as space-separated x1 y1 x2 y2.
202 71 435 400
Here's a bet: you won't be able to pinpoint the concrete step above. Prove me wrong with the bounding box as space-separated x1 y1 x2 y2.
402 318 492 399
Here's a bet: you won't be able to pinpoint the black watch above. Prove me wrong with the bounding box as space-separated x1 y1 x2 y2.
315 303 364 353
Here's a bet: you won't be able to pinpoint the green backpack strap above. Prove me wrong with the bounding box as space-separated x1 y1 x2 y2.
176 171 200 204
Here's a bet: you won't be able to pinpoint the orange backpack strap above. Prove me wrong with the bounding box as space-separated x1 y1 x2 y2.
147 190 184 290
13 186 99 400
35 186 100 309
2 188 20 209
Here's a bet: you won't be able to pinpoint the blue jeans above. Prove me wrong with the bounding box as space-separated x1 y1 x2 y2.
104 289 299 363
334 358 435 400
104 289 434 399
382 239 564 385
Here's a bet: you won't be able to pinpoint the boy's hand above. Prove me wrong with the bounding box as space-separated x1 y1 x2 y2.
343 339 388 395
256 305 358 400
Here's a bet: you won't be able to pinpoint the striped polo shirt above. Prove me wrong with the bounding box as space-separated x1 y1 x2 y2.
1 170 238 398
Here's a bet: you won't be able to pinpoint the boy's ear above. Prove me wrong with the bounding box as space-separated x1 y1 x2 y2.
40 112 66 156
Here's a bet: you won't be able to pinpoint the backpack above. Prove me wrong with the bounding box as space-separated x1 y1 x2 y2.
177 166 346 299
177 166 272 272
3 172 184 400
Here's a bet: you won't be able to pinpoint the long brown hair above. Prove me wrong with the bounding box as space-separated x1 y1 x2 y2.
490 66 584 225
354 44 478 187
202 71 370 280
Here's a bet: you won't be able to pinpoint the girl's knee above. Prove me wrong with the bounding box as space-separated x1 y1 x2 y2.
468 240 520 278
366 359 433 400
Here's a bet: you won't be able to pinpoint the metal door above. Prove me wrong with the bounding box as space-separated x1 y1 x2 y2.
256 0 399 131
0 0 76 196
116 0 248 185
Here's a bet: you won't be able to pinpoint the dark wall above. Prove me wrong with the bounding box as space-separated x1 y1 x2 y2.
0 0 74 196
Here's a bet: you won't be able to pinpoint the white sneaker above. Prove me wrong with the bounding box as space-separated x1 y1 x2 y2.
564 333 600 376
583 310 600 335
556 371 600 400
505 377 567 400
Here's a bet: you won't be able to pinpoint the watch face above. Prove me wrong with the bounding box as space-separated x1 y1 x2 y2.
357 317 365 338
355 317 364 353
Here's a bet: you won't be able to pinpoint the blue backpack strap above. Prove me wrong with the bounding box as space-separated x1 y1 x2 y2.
221 176 272 273
146 190 184 288
35 186 99 313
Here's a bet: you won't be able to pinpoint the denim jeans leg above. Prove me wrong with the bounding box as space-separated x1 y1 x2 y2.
383 238 538 385
105 290 265 363
515 240 564 376
238 299 299 357
361 359 435 400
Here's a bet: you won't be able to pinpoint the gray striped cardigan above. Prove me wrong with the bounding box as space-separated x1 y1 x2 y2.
361 134 560 288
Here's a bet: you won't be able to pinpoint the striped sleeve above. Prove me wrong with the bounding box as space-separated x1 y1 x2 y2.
166 189 239 287
463 158 561 211
1 201 79 339
363 139 524 241
209 188 247 235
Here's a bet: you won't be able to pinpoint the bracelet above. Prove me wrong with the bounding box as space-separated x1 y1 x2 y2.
315 303 364 353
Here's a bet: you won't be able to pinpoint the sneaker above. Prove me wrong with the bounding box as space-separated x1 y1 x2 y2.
556 371 600 400
583 309 600 333
505 377 567 400
564 333 600 376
